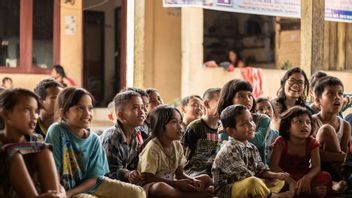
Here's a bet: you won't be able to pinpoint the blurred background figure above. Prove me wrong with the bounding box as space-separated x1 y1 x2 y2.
51 64 76 87
1 77 13 89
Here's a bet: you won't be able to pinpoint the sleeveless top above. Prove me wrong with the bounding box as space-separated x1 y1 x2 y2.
315 116 344 147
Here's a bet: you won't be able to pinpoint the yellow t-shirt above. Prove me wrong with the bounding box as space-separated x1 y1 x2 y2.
138 138 186 180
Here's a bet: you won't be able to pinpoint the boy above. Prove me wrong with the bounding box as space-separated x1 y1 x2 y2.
212 105 293 198
2 77 13 89
180 95 204 129
312 76 351 192
100 91 146 184
33 78 63 138
182 88 221 177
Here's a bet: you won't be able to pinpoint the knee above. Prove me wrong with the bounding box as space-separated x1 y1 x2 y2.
246 176 265 187
150 182 169 192
314 171 332 186
317 124 336 140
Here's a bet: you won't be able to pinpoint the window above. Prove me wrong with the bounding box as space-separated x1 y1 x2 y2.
0 0 59 73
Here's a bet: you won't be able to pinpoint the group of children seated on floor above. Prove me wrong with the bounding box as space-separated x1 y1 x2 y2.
0 66 352 198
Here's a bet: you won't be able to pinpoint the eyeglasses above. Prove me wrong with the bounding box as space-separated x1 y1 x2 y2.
287 78 304 86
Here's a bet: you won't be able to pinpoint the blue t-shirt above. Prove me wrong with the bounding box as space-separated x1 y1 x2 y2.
45 122 109 192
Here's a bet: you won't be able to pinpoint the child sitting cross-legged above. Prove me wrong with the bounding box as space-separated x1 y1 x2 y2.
212 104 294 198
270 106 332 197
138 105 214 198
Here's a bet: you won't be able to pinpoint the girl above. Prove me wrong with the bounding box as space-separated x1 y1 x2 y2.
255 97 280 130
217 79 278 165
51 65 76 87
270 106 332 197
271 67 311 116
180 95 204 129
146 88 163 114
45 87 145 198
138 105 213 198
0 88 64 197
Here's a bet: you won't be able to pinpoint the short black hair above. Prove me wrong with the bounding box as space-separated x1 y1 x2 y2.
34 78 63 100
309 71 328 92
149 105 182 138
121 87 148 98
146 88 159 95
203 88 221 101
314 76 344 99
279 106 312 140
114 90 141 112
181 95 203 107
220 104 248 129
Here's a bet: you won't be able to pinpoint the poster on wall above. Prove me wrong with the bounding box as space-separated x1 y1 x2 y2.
163 0 352 23
64 16 77 35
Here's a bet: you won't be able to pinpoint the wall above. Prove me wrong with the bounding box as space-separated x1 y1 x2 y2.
60 0 83 86
144 0 182 103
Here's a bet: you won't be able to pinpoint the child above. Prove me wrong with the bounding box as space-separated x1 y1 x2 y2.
138 105 214 198
0 88 64 197
106 100 117 124
255 97 280 130
146 88 163 113
217 79 278 164
182 88 221 176
34 78 63 138
45 87 145 198
270 106 332 197
180 95 204 129
212 104 293 198
1 76 13 89
312 76 350 193
100 91 146 183
271 67 311 115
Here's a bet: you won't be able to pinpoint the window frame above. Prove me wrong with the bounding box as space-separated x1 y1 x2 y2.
0 0 60 74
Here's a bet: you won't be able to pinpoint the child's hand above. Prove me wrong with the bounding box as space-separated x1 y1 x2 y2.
296 176 311 195
191 179 205 191
275 172 290 180
127 170 145 184
175 179 198 191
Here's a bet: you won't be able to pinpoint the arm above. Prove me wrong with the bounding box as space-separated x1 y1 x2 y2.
269 141 284 173
66 178 96 198
340 121 351 153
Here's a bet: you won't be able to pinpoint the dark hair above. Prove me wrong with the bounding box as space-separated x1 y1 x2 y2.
314 76 344 99
0 88 41 111
146 88 159 95
228 50 243 67
149 105 182 138
181 95 203 107
114 90 141 112
34 78 63 100
217 79 253 115
309 71 328 92
220 104 248 129
2 77 12 84
276 67 309 111
279 106 312 140
255 97 278 118
121 87 148 98
56 87 94 120
53 65 67 78
203 88 221 101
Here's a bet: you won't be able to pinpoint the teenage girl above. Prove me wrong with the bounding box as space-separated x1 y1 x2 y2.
45 87 145 198
0 88 64 197
138 105 214 198
217 79 278 165
270 106 331 197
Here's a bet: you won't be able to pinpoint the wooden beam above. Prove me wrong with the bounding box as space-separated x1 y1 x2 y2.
346 23 352 70
300 0 325 76
134 0 145 87
337 23 346 71
329 22 337 70
323 22 330 70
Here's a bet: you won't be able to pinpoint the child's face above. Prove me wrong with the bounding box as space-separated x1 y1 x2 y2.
229 110 256 142
284 72 305 99
147 92 163 113
118 96 146 127
182 97 204 121
163 110 183 141
64 95 93 130
3 79 13 89
232 90 253 110
317 85 344 114
41 86 62 116
6 96 39 135
206 93 220 117
256 101 273 118
289 114 311 139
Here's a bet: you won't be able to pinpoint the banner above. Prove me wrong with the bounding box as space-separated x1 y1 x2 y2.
163 0 352 23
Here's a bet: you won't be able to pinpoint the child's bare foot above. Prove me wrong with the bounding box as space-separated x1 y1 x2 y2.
270 190 294 198
332 180 347 193
312 185 327 198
